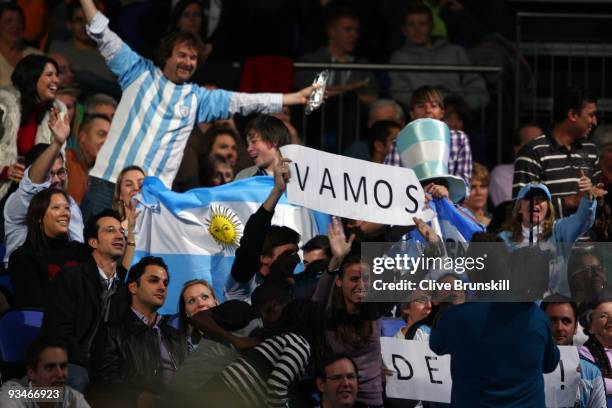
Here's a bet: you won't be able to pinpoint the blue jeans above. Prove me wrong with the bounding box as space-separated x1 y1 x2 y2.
81 176 116 221
67 363 90 393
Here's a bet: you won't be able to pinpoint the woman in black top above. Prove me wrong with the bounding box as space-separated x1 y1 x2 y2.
8 188 86 307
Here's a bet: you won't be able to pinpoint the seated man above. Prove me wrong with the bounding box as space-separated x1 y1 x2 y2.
0 337 89 407
343 99 405 161
389 3 488 110
42 209 129 392
541 296 606 408
89 256 185 406
295 6 378 105
294 235 333 299
315 353 360 408
66 114 110 204
235 115 291 179
368 120 401 164
225 160 301 302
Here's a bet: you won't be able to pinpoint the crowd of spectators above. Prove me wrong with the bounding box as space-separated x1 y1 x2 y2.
0 0 610 407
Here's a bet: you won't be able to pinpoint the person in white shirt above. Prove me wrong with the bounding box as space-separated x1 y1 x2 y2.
0 336 90 408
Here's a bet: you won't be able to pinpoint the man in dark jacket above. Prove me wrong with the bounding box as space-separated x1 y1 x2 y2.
89 256 186 406
41 209 129 393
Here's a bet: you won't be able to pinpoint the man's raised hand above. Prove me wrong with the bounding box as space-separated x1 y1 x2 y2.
273 158 292 194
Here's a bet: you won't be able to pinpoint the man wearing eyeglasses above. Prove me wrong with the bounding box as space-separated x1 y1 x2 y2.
315 353 359 408
42 209 129 394
3 110 84 268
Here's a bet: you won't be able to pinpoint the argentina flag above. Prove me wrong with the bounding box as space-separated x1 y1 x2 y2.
134 176 329 314
408 198 485 244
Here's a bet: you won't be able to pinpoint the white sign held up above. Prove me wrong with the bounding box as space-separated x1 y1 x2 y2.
381 338 580 407
280 145 433 226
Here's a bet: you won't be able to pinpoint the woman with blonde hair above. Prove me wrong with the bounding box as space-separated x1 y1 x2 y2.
462 162 491 226
178 279 219 353
112 165 145 270
498 182 596 296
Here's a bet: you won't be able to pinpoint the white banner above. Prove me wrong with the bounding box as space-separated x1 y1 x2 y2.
280 145 433 226
381 338 580 407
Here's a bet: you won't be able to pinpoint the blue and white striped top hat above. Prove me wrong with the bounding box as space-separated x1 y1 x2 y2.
396 118 467 202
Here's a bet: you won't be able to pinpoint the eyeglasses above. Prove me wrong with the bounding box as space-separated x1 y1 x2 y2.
100 226 126 235
50 168 68 179
325 373 357 381
578 265 606 275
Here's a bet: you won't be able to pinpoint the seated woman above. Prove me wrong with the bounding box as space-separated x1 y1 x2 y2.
498 182 596 297
579 299 612 402
178 279 219 353
394 290 432 341
8 188 87 307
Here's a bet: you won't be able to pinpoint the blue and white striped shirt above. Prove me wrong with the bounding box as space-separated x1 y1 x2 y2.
86 12 283 186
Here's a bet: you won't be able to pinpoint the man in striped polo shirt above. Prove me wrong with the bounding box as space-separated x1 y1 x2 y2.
78 0 316 219
513 86 600 217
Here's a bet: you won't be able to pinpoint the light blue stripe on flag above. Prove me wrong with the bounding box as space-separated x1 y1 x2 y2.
134 176 331 314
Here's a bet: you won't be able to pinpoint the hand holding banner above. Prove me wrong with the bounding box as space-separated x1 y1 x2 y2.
381 338 580 407
280 145 434 226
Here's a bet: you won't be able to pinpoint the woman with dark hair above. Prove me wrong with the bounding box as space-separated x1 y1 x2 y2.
0 54 67 201
315 254 394 407
197 298 325 408
579 299 612 401
8 188 87 308
0 3 44 86
498 182 596 296
178 279 218 353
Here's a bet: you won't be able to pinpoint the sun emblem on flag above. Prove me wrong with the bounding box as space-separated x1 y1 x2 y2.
204 205 243 250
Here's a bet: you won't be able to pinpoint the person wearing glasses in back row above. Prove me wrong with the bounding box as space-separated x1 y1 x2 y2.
4 107 84 270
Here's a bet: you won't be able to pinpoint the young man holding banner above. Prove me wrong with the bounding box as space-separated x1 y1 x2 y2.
235 115 290 179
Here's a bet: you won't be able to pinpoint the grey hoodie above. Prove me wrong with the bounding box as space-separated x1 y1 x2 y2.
389 39 489 109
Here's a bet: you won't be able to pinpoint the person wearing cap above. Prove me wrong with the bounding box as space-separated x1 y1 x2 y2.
498 182 596 297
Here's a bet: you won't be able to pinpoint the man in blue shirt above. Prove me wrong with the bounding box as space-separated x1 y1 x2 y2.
430 302 560 407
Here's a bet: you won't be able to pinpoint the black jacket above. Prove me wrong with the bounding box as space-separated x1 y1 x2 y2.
89 308 186 402
9 238 89 308
230 206 273 283
41 256 129 367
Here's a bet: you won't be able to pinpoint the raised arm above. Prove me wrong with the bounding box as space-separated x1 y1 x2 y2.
229 161 289 283
79 0 97 22
30 107 69 183
80 0 148 89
